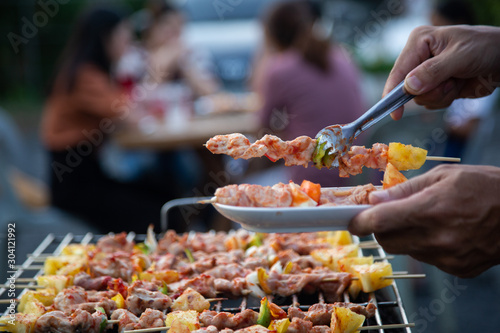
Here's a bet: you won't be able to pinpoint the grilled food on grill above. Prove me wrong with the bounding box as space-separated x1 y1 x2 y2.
206 133 427 177
1 231 392 333
1 297 376 333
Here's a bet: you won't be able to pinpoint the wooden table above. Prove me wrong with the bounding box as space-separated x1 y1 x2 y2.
113 112 260 150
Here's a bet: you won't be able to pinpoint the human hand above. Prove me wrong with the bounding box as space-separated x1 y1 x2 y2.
349 164 500 278
384 25 500 120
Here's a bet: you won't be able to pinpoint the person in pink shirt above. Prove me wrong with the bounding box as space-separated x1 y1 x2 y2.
254 0 365 187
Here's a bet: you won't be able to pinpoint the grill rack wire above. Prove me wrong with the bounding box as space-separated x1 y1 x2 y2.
1 231 412 332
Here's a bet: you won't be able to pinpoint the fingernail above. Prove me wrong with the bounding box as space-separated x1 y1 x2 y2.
370 190 390 204
406 75 423 94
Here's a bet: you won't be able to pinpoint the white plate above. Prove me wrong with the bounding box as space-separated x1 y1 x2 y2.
213 185 372 233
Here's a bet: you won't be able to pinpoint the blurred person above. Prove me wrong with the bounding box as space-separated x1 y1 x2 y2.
118 0 218 100
42 7 185 234
252 0 365 187
431 0 499 159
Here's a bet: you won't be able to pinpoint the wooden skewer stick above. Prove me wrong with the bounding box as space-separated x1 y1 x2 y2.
359 323 415 330
382 273 426 279
197 197 216 204
373 255 394 260
14 265 44 270
124 326 170 333
323 273 425 282
426 156 461 162
0 299 18 304
16 278 37 283
121 322 416 332
358 241 380 249
108 320 120 324
27 253 52 257
0 284 46 289
30 257 49 263
206 297 227 302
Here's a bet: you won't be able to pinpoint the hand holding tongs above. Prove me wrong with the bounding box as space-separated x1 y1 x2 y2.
313 81 414 168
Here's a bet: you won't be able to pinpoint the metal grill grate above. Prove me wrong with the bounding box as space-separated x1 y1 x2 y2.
1 232 412 332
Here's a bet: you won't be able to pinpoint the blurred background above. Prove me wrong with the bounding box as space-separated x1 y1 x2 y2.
1 0 500 331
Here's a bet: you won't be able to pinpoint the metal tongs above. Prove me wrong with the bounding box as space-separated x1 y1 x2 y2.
313 81 414 168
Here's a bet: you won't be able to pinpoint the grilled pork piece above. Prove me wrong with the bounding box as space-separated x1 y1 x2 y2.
53 286 116 315
319 184 377 206
276 250 322 269
126 280 172 316
310 326 331 333
204 263 251 280
268 234 331 255
213 277 250 297
134 309 167 330
265 270 350 302
214 183 292 207
34 309 105 333
111 309 139 332
206 134 316 167
89 252 136 281
96 232 135 253
338 143 388 177
156 230 229 255
287 302 376 326
170 274 217 298
74 272 112 291
192 326 221 333
199 309 259 330
287 317 314 333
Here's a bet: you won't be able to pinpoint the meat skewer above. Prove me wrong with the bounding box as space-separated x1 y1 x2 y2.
213 182 376 207
206 133 460 177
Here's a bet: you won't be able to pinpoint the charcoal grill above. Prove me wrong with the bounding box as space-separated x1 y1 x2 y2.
1 228 413 332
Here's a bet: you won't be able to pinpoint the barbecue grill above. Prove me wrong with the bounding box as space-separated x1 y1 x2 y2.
0 227 414 332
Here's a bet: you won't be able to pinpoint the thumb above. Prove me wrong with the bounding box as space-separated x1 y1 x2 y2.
404 52 456 95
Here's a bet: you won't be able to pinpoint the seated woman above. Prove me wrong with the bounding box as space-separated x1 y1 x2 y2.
253 0 366 187
118 0 218 102
42 7 185 233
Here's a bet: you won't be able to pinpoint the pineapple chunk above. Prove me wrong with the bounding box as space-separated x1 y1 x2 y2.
311 244 359 271
171 288 210 312
56 261 86 276
338 256 374 273
289 182 317 207
338 256 374 299
37 275 72 293
331 306 366 333
44 255 85 275
382 162 407 189
21 297 46 317
18 288 56 312
169 319 191 333
112 293 126 309
139 270 179 284
268 318 290 333
0 313 38 333
388 142 427 171
165 310 200 331
61 244 94 256
352 262 393 293
325 231 353 246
